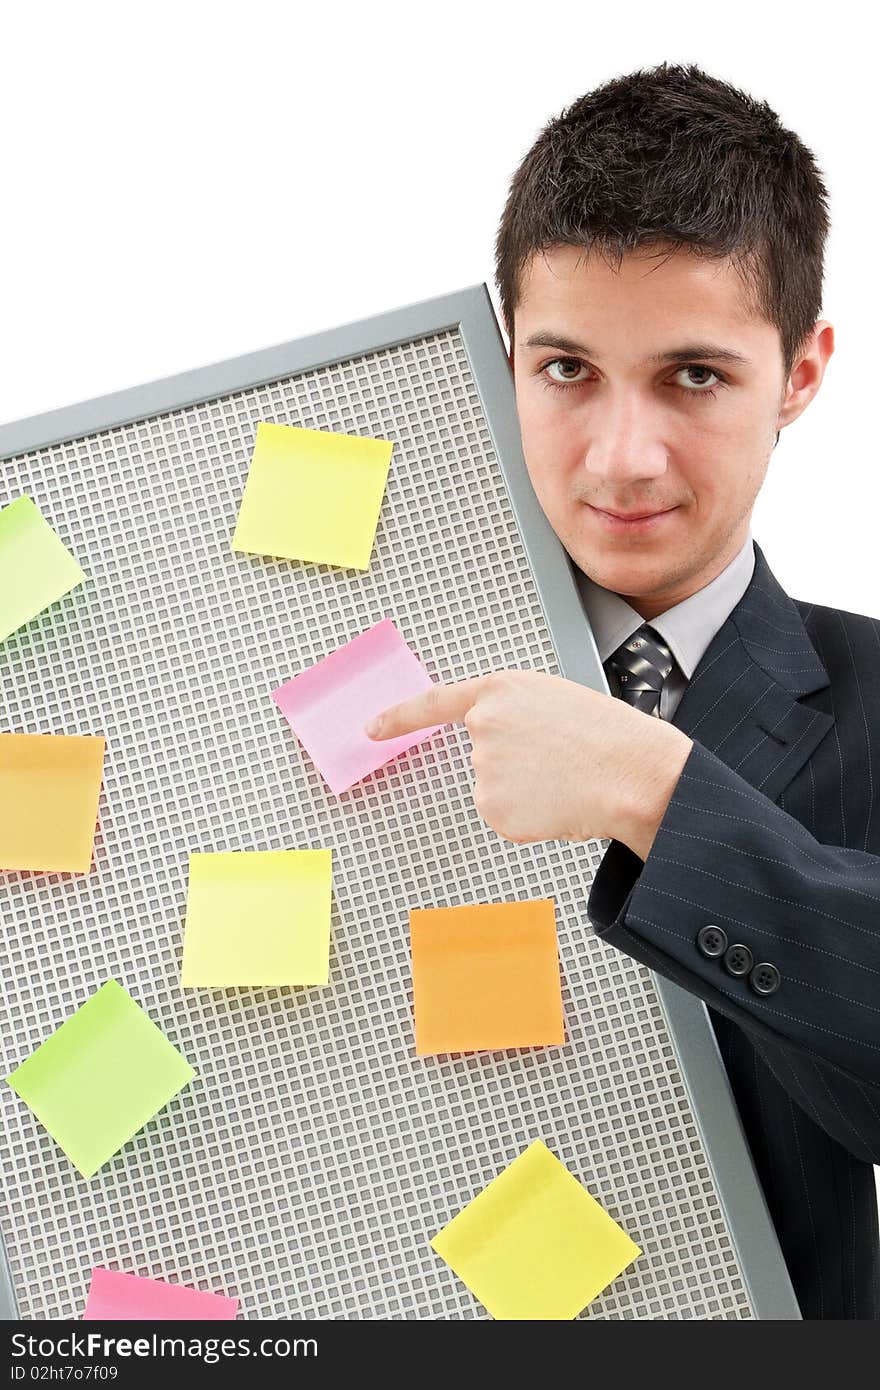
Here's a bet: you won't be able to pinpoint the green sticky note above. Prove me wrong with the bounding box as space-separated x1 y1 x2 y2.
5 980 195 1178
181 849 333 987
0 495 86 643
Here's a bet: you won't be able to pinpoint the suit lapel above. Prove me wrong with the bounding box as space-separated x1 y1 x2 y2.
671 542 834 803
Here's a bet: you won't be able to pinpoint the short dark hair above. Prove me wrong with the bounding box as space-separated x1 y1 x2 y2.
495 62 830 379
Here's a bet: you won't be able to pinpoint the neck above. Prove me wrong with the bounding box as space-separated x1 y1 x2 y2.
623 529 750 620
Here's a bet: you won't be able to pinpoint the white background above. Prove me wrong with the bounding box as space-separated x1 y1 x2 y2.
2 0 878 1250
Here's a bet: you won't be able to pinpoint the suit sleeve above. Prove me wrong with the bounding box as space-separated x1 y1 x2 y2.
587 737 880 1163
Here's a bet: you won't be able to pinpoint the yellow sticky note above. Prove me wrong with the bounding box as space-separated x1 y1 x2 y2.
0 733 105 873
180 849 333 987
232 422 393 570
430 1140 641 1319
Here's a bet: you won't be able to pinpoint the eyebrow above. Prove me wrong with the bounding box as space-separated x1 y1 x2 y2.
522 332 751 367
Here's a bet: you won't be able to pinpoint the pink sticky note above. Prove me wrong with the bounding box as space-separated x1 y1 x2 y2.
271 618 442 795
83 1267 239 1320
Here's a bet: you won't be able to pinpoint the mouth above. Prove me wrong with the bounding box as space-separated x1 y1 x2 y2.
587 504 679 531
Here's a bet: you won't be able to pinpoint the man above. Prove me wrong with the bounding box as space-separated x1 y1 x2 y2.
365 62 880 1319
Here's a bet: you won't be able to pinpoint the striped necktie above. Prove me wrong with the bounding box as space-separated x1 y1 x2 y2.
605 623 676 717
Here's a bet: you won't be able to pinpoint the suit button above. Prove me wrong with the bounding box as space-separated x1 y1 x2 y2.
697 925 728 959
749 962 781 996
723 943 753 977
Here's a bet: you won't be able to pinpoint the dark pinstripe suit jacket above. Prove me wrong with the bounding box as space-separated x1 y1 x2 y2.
587 539 880 1319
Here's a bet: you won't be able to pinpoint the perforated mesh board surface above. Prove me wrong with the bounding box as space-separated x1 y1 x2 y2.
0 307 756 1320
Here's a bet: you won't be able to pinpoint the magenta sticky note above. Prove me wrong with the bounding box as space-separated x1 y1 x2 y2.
271 618 442 794
83 1267 239 1321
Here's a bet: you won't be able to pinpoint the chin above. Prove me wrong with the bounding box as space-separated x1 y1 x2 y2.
572 546 667 593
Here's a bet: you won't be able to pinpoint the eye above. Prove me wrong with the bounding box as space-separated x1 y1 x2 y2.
541 358 592 389
674 364 725 392
537 358 728 398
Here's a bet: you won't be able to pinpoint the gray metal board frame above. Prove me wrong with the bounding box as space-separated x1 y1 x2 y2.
0 284 799 1319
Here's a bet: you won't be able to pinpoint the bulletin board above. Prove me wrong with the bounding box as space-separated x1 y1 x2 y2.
0 285 800 1319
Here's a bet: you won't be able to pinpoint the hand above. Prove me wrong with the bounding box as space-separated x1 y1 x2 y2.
364 669 693 859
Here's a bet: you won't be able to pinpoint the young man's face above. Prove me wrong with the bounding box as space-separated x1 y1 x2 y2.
510 243 808 617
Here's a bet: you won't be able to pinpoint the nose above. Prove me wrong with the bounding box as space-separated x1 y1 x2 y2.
581 393 669 485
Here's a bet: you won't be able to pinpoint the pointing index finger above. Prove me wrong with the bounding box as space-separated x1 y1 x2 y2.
364 677 487 740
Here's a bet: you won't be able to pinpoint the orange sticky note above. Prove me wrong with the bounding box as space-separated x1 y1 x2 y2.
0 733 105 873
410 899 565 1055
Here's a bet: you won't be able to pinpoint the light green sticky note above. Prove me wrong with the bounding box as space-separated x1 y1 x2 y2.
0 495 86 643
232 422 393 570
181 849 333 987
5 979 195 1179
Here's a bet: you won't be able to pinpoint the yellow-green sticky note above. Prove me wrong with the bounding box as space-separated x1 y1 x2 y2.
0 495 85 643
181 849 333 987
231 422 393 570
5 980 195 1179
430 1139 641 1319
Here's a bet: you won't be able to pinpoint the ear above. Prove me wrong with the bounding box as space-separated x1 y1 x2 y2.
776 320 835 431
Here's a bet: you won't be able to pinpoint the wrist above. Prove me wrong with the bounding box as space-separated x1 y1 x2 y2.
615 725 693 861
